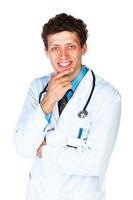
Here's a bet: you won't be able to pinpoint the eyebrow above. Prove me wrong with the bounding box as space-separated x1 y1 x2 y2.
49 42 76 47
49 44 60 47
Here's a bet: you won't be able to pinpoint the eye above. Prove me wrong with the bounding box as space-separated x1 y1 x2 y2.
67 45 76 50
51 46 60 52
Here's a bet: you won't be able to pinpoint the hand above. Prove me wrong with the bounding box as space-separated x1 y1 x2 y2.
40 68 73 114
37 138 46 158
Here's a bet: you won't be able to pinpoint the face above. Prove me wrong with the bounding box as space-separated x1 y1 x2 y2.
45 31 87 80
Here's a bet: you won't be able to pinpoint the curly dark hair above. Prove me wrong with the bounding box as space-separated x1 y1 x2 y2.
41 13 88 49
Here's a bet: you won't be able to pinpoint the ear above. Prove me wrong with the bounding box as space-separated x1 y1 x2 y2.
81 43 87 55
44 48 49 58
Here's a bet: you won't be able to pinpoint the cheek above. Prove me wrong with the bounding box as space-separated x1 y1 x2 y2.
49 56 61 68
48 54 57 63
74 52 82 61
72 49 82 56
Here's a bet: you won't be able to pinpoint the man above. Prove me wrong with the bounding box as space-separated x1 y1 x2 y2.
14 13 121 200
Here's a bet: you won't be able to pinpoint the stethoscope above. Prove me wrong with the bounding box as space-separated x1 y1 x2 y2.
39 70 95 118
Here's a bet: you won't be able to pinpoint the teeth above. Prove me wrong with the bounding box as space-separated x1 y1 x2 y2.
59 62 70 67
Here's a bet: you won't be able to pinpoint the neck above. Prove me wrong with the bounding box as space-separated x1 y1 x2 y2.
69 66 82 81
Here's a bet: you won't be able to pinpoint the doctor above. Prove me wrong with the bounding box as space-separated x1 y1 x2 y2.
14 13 121 200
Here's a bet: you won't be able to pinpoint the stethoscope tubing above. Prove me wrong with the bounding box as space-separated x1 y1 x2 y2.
39 83 48 103
82 70 95 111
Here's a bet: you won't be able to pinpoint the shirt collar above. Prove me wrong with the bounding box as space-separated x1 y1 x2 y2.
71 65 88 92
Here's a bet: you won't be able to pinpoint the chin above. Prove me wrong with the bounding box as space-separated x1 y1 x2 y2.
56 66 72 72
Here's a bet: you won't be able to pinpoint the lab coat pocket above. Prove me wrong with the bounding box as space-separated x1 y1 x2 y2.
75 112 92 135
66 127 90 149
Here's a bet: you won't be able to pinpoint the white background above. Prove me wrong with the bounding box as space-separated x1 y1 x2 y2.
0 0 132 199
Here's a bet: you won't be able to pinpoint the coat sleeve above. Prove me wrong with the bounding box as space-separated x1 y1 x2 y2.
13 80 49 158
42 90 121 176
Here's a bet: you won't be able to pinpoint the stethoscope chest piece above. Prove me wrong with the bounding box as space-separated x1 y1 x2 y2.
78 110 88 118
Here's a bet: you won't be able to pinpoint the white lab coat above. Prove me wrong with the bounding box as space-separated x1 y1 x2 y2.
14 68 121 200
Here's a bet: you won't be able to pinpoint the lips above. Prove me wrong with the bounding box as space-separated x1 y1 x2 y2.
58 61 72 67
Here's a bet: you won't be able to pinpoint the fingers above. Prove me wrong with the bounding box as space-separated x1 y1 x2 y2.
37 145 43 158
54 68 73 80
37 138 46 158
59 76 72 84
50 68 73 88
61 80 72 88
64 84 72 93
42 138 46 145
45 68 73 104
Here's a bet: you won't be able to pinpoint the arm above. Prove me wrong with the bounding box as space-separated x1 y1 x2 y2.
13 80 49 158
14 69 73 158
42 91 121 176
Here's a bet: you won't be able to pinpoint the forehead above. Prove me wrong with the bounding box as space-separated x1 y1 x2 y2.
47 31 80 46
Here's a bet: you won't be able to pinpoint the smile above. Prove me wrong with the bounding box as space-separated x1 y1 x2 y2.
58 62 72 67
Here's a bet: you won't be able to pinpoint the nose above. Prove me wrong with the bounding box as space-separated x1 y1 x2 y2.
60 47 68 59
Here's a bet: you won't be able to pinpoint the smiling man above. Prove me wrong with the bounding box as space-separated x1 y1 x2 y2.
40 29 87 115
14 13 121 200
